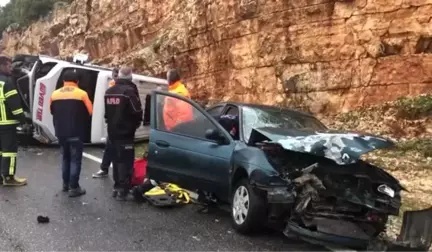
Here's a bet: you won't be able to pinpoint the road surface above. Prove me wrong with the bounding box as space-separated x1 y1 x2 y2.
0 146 325 251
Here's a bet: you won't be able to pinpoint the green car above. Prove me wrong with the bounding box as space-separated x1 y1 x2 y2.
145 90 432 251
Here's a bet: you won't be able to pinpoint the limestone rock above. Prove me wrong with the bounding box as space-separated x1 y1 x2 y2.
1 0 432 114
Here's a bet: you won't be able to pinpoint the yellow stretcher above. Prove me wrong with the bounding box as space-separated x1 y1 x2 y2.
143 183 191 207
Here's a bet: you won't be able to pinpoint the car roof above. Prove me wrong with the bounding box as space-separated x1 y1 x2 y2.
212 102 315 118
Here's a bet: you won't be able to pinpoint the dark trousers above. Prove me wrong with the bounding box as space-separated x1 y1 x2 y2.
112 138 134 192
101 138 114 171
59 137 84 189
0 130 18 177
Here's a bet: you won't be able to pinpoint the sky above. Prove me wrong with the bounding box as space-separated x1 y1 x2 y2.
0 0 9 7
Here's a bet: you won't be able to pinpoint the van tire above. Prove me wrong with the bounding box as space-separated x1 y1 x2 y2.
231 179 266 234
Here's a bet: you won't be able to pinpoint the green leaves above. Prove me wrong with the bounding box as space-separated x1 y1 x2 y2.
0 0 72 37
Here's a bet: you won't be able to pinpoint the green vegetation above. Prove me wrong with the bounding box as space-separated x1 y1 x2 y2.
397 139 432 158
395 94 432 120
0 0 72 36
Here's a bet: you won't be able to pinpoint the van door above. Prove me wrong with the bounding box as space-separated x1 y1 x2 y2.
12 57 42 114
31 63 64 143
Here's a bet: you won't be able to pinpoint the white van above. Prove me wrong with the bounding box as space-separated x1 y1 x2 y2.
12 54 167 144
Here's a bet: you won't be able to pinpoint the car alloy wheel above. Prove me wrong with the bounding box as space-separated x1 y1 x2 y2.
232 185 250 225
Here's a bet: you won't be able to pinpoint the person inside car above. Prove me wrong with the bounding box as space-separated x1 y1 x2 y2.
218 114 240 140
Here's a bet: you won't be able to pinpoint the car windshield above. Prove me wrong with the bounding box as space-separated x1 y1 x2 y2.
242 106 328 142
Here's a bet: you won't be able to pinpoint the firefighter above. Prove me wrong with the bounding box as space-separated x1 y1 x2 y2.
92 67 119 178
105 66 142 201
163 69 193 131
50 69 93 197
0 55 27 186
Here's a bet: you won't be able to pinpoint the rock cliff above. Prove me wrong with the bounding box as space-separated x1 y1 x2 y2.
1 0 432 113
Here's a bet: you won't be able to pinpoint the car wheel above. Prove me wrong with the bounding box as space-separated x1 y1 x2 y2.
231 179 266 234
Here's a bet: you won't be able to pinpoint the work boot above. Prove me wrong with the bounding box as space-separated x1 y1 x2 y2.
2 176 27 186
69 187 86 198
62 184 69 192
92 169 108 178
116 189 128 201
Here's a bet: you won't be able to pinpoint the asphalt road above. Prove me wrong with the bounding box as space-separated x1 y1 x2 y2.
0 146 325 251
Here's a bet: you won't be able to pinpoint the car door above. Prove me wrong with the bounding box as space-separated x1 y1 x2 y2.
147 91 234 198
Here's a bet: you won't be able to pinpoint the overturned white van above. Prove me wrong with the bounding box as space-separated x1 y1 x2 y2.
12 54 167 144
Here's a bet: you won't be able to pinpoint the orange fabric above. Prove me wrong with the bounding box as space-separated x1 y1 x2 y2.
50 81 93 115
163 81 193 131
109 80 115 87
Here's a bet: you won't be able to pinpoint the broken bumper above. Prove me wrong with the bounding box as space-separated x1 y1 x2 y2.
284 207 432 251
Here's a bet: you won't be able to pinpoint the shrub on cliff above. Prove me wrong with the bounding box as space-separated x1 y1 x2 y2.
395 94 432 120
0 0 72 37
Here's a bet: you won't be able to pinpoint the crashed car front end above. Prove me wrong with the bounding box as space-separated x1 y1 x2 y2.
247 128 432 251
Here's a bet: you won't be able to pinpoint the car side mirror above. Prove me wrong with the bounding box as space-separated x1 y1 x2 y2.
205 129 228 145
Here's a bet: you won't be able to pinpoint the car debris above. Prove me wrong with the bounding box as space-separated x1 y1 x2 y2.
37 215 49 224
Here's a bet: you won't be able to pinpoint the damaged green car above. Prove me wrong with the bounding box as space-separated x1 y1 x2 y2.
145 90 432 251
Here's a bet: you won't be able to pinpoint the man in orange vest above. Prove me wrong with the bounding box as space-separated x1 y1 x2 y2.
92 67 119 178
163 69 193 131
50 69 93 197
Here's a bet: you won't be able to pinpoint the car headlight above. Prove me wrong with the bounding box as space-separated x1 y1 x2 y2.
378 184 395 198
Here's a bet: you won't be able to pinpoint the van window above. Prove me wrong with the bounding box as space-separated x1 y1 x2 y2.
56 67 99 102
35 62 57 80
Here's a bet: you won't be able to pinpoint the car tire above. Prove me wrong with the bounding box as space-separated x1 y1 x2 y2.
231 178 266 234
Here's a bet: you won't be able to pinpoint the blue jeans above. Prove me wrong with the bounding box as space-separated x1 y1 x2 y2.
59 137 84 189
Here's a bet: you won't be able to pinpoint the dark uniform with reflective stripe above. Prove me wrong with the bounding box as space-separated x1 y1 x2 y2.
105 78 142 198
0 72 26 181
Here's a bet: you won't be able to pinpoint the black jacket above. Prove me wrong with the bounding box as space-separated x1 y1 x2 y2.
0 72 26 131
104 78 142 140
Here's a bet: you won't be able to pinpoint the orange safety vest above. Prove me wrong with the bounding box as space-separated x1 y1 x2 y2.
163 81 193 131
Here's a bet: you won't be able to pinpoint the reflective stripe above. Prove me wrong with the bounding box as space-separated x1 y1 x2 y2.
4 90 18 98
9 156 15 175
0 82 4 122
12 108 23 115
0 101 6 122
3 152 17 175
0 120 19 125
0 81 4 98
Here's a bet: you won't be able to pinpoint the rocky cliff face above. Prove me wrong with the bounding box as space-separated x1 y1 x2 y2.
1 0 432 113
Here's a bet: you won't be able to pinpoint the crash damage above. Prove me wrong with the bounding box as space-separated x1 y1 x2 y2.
248 127 432 251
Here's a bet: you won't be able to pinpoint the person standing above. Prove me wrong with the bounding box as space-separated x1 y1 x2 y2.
105 66 142 201
0 55 27 186
50 69 93 197
163 69 193 131
92 67 119 178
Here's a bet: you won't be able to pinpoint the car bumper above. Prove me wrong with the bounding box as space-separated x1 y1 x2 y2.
283 208 432 251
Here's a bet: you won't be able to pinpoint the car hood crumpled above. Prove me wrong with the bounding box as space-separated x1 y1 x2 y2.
249 127 395 165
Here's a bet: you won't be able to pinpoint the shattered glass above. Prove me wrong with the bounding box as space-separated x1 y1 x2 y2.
242 106 327 143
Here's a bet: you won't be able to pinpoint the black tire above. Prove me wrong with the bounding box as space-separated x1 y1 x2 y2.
231 178 267 234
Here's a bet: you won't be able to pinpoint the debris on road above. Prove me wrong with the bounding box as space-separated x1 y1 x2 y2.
37 215 50 224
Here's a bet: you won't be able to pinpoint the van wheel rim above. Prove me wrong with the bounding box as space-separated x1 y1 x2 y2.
233 185 249 225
